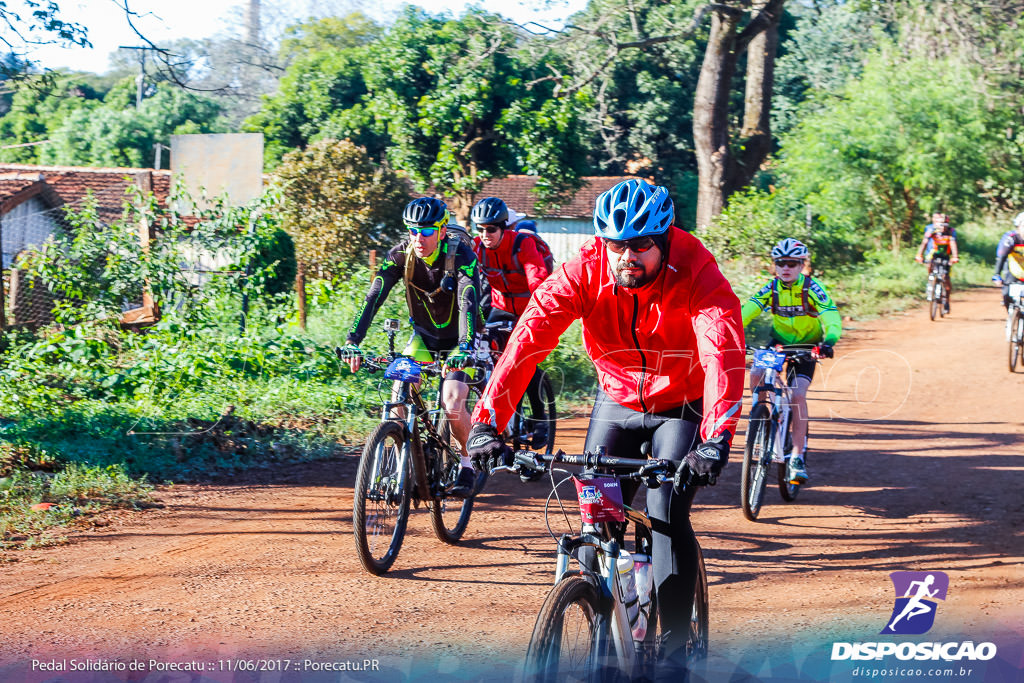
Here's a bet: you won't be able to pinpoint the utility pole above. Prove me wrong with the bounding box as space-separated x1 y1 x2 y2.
118 45 150 109
247 0 261 45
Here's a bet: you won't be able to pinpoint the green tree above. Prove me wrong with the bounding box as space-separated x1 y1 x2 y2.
779 49 997 252
274 139 409 279
359 8 590 224
244 47 378 168
38 81 223 167
0 72 113 162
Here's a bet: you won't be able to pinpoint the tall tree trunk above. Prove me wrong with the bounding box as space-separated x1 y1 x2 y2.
693 6 742 230
693 0 786 229
733 0 781 195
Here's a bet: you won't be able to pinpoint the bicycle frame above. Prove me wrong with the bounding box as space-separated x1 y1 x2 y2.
750 359 792 463
366 334 460 507
507 449 686 679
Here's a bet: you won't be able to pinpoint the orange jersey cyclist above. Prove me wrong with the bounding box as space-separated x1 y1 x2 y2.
915 212 959 313
465 179 746 673
741 238 842 485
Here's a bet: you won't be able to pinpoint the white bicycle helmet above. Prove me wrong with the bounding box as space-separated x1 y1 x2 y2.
770 238 809 260
1013 212 1024 229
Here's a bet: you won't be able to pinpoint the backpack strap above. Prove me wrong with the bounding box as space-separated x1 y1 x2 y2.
403 238 459 307
770 276 819 318
802 276 819 318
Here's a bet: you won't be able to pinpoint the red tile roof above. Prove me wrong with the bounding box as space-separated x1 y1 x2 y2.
0 164 172 222
0 173 64 214
414 175 639 218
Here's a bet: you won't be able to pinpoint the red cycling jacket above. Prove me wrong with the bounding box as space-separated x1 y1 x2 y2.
472 227 747 444
473 231 549 317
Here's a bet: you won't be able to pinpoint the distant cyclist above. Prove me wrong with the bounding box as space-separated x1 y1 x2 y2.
993 212 1024 309
466 179 746 674
914 212 959 312
741 238 842 485
341 197 481 498
471 197 554 445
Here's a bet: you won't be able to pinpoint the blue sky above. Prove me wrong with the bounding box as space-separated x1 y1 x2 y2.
18 0 586 74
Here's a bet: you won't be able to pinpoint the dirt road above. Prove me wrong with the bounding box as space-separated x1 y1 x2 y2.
1 287 1022 682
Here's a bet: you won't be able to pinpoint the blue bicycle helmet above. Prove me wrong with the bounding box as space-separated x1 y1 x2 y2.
593 179 674 239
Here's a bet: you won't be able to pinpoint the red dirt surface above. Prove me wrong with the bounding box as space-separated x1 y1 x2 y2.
1 286 1022 682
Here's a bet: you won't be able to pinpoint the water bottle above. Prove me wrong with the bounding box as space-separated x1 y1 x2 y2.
632 553 653 640
616 551 642 639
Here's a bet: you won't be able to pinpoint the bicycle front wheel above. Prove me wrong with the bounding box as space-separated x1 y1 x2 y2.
688 543 710 662
428 384 481 544
930 285 939 320
1010 310 1023 373
353 420 411 575
741 404 773 521
939 283 948 318
524 575 606 683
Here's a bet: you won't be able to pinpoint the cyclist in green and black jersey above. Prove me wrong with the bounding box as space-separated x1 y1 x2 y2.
342 197 481 497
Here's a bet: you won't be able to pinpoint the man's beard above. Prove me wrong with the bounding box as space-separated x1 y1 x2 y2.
614 260 654 288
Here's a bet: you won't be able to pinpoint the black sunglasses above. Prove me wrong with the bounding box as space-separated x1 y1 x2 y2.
604 237 656 255
774 259 803 268
477 225 502 235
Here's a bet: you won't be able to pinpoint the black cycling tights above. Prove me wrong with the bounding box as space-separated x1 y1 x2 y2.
584 390 702 668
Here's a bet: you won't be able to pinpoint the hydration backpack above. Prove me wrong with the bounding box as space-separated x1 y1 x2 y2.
510 225 555 276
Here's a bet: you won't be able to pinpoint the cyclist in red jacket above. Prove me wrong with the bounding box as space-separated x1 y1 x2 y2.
466 179 746 673
471 197 551 320
471 197 554 446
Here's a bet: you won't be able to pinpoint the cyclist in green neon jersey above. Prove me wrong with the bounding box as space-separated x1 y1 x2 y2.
342 197 481 498
741 238 842 485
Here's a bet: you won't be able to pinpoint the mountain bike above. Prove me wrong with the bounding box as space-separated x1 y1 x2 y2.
1006 283 1024 372
343 318 488 575
476 318 557 453
493 448 709 682
741 345 819 521
927 255 951 321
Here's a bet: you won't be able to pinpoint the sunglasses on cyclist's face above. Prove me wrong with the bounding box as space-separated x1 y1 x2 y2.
477 225 502 235
604 237 657 255
407 225 438 237
774 259 803 269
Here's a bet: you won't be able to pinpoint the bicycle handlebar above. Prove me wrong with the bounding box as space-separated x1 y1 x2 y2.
745 344 820 361
493 448 678 485
335 347 480 376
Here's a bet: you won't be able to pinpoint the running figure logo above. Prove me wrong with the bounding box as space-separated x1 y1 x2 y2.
881 571 949 635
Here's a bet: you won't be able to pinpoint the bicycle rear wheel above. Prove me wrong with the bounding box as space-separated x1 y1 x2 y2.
524 575 607 683
428 384 481 544
778 411 804 502
353 420 411 575
741 404 773 521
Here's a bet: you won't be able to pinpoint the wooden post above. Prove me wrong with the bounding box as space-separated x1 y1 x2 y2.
369 249 377 271
0 214 5 331
296 263 307 330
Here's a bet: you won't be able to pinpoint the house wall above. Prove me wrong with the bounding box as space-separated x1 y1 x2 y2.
532 218 594 264
1 196 61 268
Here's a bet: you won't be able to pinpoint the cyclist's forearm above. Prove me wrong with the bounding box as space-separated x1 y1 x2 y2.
820 308 842 345
348 274 393 344
457 278 479 346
